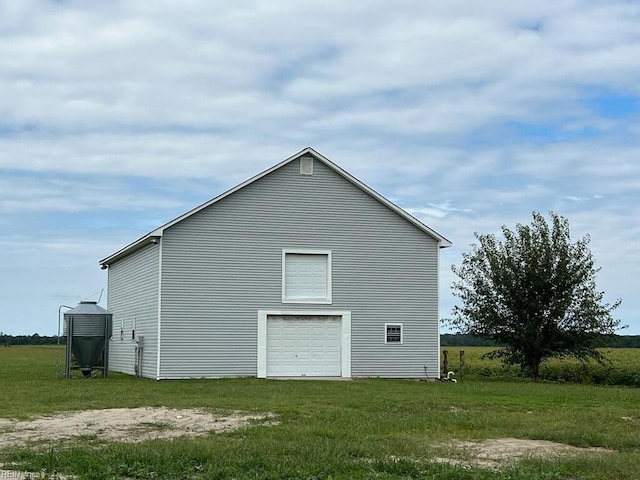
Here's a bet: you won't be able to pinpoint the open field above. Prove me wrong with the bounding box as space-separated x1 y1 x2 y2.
0 346 639 479
442 347 640 386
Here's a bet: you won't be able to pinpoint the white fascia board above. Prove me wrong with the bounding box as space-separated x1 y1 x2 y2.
99 149 314 267
99 235 161 267
99 146 451 267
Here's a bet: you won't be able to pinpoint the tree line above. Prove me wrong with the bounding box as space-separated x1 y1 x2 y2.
440 333 640 348
2 331 638 348
1 333 60 345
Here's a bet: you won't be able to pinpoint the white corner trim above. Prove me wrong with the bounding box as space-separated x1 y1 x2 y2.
156 238 163 380
257 311 267 378
435 244 441 379
341 311 351 377
257 309 351 378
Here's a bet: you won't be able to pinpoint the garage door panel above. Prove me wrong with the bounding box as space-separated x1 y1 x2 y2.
267 315 341 377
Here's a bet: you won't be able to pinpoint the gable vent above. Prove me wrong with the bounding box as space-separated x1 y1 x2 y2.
300 156 314 175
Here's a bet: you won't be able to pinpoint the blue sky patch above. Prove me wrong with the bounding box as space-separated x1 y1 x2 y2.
586 92 639 118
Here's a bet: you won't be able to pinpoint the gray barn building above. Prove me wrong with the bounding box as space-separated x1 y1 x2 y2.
100 148 451 379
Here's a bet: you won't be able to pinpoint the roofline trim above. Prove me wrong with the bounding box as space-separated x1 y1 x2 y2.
99 236 161 267
99 147 451 266
307 149 452 248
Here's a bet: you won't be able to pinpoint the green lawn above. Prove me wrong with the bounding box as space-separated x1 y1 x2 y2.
1 346 639 479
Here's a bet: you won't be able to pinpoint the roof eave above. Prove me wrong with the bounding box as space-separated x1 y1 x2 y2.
98 148 316 267
99 235 161 268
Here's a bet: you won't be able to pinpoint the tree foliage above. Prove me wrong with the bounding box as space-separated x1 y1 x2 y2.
449 211 622 380
0 332 59 346
439 332 640 348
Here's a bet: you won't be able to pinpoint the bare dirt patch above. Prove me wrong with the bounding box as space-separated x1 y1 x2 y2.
0 407 275 449
433 438 613 470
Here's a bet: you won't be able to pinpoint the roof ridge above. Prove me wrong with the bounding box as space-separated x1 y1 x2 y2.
99 148 450 267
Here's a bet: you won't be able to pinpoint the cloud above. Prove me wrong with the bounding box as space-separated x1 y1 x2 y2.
0 173 189 213
0 0 638 334
1 1 638 136
563 195 603 202
407 203 473 219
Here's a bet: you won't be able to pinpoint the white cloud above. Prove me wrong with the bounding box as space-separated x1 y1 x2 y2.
563 195 603 202
1 1 638 136
0 174 188 213
407 203 473 219
0 0 638 334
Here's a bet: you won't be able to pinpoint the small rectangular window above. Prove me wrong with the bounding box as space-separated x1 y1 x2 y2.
385 323 403 344
131 318 136 341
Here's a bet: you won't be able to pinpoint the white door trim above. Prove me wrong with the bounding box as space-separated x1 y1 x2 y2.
257 309 351 378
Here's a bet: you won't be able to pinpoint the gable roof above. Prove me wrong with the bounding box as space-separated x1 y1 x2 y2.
99 147 451 267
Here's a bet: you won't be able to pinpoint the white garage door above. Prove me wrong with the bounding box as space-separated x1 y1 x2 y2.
267 315 341 377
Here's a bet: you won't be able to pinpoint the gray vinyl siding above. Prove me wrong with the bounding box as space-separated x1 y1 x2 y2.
107 243 159 378
159 157 440 379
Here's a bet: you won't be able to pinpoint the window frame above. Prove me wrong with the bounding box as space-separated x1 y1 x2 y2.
282 249 332 304
385 323 403 344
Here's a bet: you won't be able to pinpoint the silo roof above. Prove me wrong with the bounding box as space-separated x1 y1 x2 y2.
65 301 111 316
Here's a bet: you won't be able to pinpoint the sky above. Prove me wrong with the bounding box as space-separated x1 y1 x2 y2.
1 0 638 336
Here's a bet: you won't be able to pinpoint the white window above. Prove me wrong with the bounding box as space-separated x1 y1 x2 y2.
385 323 403 344
282 249 332 304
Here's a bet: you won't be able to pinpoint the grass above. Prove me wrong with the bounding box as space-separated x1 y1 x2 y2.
1 345 640 479
442 346 640 386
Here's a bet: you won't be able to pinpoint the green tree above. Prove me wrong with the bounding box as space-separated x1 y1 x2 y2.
449 211 622 380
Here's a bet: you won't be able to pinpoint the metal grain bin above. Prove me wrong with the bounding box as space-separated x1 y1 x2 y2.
63 301 112 378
